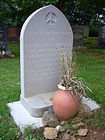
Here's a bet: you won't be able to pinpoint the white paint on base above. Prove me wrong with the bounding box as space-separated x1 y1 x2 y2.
81 96 100 111
7 101 44 132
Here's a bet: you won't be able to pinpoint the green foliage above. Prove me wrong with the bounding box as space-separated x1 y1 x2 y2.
0 0 104 36
3 0 41 26
40 0 59 5
65 109 105 134
62 0 105 36
76 50 105 105
0 116 21 139
0 0 10 24
83 37 98 48
89 19 102 36
64 120 75 135
8 43 20 57
83 110 105 129
24 125 34 137
24 126 45 140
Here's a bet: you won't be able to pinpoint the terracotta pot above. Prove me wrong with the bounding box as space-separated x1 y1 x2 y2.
53 84 78 121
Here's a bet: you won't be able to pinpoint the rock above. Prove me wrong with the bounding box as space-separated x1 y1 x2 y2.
79 103 92 115
71 135 76 140
90 129 92 133
56 125 65 132
43 127 58 139
60 126 65 132
8 54 15 58
78 128 88 136
62 133 70 140
72 122 85 129
72 117 83 124
42 111 59 127
77 138 81 140
56 125 62 132
60 121 66 125
66 129 70 133
94 131 97 135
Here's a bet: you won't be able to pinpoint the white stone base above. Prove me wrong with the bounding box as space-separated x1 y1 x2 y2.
7 101 44 132
7 96 100 132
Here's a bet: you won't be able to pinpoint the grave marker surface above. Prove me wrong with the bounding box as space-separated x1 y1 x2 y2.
72 25 83 47
98 26 105 48
20 5 73 117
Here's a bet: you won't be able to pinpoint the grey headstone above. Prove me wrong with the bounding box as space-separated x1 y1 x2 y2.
98 26 105 48
20 5 73 117
72 25 83 47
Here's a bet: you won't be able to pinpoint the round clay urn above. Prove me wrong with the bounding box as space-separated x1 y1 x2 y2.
53 84 78 121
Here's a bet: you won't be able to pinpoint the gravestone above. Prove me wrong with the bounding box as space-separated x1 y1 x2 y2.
7 26 20 43
98 26 105 48
83 26 89 38
20 5 73 117
0 22 7 55
72 25 83 47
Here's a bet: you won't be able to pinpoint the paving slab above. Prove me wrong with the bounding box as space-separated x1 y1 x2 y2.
7 101 44 132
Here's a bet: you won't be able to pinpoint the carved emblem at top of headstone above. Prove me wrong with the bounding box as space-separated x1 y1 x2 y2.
46 12 57 26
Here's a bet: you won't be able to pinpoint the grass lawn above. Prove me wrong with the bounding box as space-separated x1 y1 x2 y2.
0 38 105 139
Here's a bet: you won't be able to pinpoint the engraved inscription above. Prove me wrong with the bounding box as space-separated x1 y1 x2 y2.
46 12 57 26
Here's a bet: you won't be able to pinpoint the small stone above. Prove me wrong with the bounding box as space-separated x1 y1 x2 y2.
59 126 65 132
62 133 70 140
10 54 15 58
60 121 66 125
79 103 92 115
78 128 88 136
72 117 83 124
102 132 105 136
43 127 58 140
66 129 70 133
42 111 59 127
90 129 92 133
77 138 81 140
56 125 62 132
94 131 97 135
72 122 85 129
71 135 76 140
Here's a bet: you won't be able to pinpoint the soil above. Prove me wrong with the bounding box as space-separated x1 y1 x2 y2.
76 129 105 140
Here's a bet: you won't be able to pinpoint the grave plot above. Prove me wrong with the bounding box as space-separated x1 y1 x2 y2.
8 5 100 132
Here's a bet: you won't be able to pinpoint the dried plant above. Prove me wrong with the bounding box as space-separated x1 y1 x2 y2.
60 48 92 101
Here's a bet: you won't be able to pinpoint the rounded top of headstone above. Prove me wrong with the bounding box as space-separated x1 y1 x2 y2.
20 5 73 39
